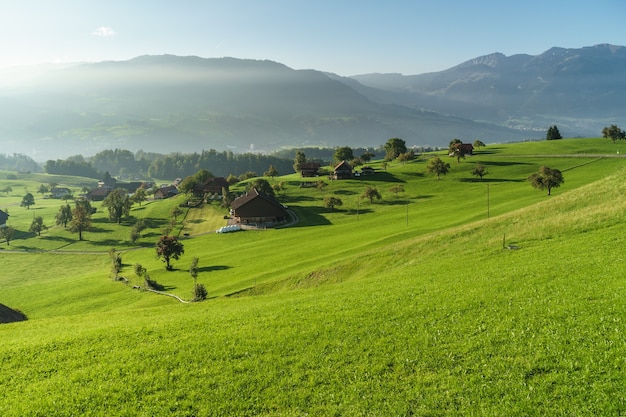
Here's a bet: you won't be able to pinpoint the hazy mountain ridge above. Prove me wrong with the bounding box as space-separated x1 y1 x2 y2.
2 45 621 159
351 44 626 134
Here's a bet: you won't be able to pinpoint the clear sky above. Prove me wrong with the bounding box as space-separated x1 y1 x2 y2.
1 0 624 76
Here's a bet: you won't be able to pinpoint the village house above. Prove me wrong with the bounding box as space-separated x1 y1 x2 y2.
332 160 353 180
300 162 321 177
193 177 229 197
86 187 112 202
154 185 179 200
230 188 288 227
50 187 72 199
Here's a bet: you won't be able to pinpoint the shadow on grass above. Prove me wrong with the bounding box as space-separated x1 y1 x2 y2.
40 235 75 244
289 207 332 227
357 172 405 183
334 189 357 196
344 208 374 216
281 195 318 204
480 161 533 166
198 265 230 273
457 178 525 183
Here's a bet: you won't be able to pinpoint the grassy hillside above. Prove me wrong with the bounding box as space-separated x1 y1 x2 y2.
1 138 625 415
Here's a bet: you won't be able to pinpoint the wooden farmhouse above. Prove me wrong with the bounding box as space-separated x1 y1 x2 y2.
332 160 353 180
300 162 321 177
154 185 179 200
230 188 288 227
193 177 229 197
86 187 112 202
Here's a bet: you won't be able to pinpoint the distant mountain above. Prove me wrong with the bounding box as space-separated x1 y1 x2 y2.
351 44 626 137
0 55 530 159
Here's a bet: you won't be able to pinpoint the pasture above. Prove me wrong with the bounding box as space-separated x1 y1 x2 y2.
1 138 625 415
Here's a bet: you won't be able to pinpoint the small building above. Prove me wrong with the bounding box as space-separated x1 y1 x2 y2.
50 187 72 199
193 177 229 197
0 209 8 227
300 162 321 177
360 166 375 176
115 182 144 194
332 160 353 180
87 187 112 202
154 186 179 200
230 188 288 227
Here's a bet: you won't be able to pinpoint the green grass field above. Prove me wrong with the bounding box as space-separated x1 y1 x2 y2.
1 138 625 416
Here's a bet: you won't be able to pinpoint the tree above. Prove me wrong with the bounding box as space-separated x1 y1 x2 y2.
448 139 466 163
37 184 49 196
389 185 405 196
360 151 375 162
21 193 35 209
247 178 275 197
170 206 183 222
178 169 214 194
0 226 14 245
396 151 415 165
108 248 122 280
473 139 486 149
272 181 285 195
132 187 147 206
323 196 343 211
546 125 562 140
384 138 407 161
602 125 625 143
293 151 306 173
29 216 46 236
189 256 207 301
102 188 133 224
426 156 450 180
471 163 488 180
334 146 354 163
55 204 73 227
527 166 564 195
264 165 279 178
362 186 382 203
130 219 147 244
1 185 12 195
69 204 92 241
155 235 185 270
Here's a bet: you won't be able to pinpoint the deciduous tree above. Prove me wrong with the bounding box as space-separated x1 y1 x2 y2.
323 196 343 211
384 138 407 161
602 125 625 143
156 235 185 270
29 216 46 236
334 146 354 163
0 226 14 245
21 193 35 209
528 166 564 195
471 163 488 180
426 156 450 180
55 204 73 227
102 188 133 224
362 186 382 203
69 204 92 241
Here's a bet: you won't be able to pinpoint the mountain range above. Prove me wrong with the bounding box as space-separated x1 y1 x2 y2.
0 44 623 159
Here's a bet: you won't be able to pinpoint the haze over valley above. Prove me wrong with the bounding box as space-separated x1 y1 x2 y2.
0 44 624 160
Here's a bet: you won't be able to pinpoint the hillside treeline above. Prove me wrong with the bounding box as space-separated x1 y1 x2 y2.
0 153 40 173
41 149 297 180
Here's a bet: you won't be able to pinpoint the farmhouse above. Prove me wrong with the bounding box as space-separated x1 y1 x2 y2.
50 187 72 199
0 209 8 227
230 188 288 227
332 160 353 180
300 162 321 177
154 185 179 200
87 187 112 201
193 177 229 197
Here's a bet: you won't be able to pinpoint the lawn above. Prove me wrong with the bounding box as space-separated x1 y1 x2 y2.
1 138 625 415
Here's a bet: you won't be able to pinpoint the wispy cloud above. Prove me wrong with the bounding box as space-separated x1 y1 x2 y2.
92 26 116 37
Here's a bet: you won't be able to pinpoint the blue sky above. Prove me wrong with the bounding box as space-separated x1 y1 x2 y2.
1 0 624 75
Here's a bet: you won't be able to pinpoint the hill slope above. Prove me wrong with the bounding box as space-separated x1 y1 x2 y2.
1 139 626 414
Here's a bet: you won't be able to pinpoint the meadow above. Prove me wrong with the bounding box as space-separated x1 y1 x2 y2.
0 138 625 416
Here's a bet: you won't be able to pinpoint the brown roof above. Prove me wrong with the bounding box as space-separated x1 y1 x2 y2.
230 188 285 212
334 160 352 171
